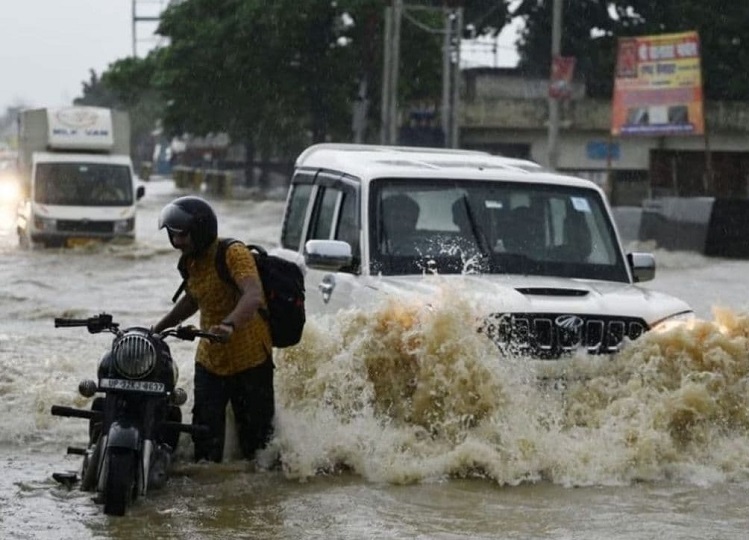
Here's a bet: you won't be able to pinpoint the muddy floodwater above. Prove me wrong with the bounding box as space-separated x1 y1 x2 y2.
1 180 748 539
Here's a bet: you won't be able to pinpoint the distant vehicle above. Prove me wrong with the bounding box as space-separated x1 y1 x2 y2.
0 159 21 206
16 107 145 248
274 143 693 359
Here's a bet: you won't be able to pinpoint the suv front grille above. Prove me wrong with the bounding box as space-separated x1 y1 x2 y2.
57 220 114 234
480 313 647 359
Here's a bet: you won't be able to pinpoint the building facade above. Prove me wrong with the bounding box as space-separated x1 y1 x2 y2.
459 68 749 206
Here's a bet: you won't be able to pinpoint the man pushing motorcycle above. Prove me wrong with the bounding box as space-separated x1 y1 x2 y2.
153 196 274 463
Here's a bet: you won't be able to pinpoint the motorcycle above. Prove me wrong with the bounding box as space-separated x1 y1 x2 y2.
50 313 224 516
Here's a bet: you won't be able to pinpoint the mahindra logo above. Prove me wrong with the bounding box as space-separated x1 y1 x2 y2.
555 314 584 331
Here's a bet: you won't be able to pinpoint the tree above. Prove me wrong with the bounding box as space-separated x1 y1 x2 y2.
75 54 165 167
514 0 749 100
77 0 516 171
156 0 514 148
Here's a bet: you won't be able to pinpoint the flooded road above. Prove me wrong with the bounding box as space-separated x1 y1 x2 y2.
1 180 748 539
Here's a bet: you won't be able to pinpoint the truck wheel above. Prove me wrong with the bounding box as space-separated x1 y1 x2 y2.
103 448 137 516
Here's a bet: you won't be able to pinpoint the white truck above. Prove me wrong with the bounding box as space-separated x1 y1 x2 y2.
16 106 144 247
276 143 693 359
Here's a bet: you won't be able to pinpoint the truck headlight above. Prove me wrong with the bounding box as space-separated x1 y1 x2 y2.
34 217 57 231
113 218 134 234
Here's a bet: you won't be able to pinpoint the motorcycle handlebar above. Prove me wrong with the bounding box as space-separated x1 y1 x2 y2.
54 318 91 327
54 315 226 343
54 313 118 334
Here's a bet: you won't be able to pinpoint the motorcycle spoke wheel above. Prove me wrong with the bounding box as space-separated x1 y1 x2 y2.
103 449 137 516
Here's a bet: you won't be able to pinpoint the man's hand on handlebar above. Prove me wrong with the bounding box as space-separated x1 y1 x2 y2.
208 321 234 341
173 324 229 344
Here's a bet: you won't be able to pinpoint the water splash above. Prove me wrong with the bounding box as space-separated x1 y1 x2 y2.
274 289 749 487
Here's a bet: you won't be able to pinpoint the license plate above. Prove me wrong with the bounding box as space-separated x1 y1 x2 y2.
66 237 99 248
99 378 166 394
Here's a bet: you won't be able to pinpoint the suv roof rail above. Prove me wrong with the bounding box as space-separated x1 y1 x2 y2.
296 143 490 165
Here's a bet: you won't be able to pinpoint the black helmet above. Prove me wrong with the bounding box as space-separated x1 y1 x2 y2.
159 196 217 253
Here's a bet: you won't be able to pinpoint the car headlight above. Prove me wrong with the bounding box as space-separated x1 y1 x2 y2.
113 334 157 379
34 216 57 231
113 218 135 234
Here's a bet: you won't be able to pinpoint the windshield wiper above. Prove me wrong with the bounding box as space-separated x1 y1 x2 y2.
456 196 491 257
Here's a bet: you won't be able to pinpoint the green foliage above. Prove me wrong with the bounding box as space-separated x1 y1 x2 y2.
75 70 119 108
514 0 749 100
76 0 513 153
152 0 514 148
74 54 165 165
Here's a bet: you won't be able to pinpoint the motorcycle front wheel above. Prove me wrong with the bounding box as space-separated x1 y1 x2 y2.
80 437 102 492
103 448 137 516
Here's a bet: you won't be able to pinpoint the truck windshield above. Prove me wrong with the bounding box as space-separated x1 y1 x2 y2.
34 162 133 206
369 178 629 282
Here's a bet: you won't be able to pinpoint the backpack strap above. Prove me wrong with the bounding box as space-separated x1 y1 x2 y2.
218 240 272 324
215 237 244 291
171 254 190 303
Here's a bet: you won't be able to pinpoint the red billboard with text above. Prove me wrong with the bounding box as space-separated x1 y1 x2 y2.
549 56 576 99
611 31 704 136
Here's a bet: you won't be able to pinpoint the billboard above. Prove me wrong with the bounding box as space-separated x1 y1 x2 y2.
611 31 704 136
549 56 576 99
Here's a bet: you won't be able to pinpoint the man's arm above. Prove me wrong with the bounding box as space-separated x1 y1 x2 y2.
209 277 262 335
152 293 199 333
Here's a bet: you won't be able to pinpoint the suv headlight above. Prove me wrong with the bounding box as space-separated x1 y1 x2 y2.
651 311 695 333
113 334 157 378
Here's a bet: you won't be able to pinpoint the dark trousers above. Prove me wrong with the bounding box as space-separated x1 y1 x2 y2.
192 358 275 463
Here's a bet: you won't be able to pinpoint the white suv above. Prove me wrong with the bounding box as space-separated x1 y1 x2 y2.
275 143 692 358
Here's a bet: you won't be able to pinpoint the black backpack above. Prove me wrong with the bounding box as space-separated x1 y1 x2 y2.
173 239 305 348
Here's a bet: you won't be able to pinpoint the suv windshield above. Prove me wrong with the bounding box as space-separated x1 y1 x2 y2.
370 178 629 282
35 162 133 206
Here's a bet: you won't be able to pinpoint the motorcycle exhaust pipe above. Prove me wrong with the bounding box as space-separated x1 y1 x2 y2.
50 405 102 421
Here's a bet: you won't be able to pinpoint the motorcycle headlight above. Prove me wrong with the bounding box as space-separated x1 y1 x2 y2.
113 334 157 379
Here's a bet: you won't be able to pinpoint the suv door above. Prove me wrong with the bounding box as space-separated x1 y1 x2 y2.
303 171 361 314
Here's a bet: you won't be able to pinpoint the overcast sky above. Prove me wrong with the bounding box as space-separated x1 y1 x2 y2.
0 1 518 113
0 0 163 111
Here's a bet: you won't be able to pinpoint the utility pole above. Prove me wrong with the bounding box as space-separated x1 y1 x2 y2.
440 6 464 148
441 6 451 148
131 0 165 58
379 1 403 145
382 2 461 147
388 0 403 145
547 0 563 170
449 8 463 149
380 6 393 144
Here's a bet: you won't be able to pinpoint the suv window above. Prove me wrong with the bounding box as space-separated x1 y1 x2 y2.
307 181 361 272
309 187 339 240
281 183 313 250
335 190 360 272
370 178 627 281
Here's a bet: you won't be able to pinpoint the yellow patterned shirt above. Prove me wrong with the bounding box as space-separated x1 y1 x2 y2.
185 240 271 375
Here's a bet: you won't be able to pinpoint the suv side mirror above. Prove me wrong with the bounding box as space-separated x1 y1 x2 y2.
627 252 655 282
304 240 352 271
136 185 145 200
